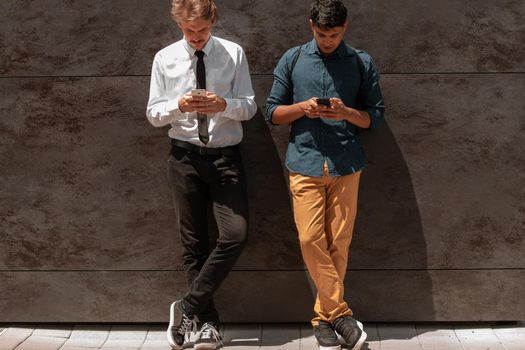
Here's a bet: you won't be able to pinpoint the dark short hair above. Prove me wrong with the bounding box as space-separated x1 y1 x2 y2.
310 0 347 29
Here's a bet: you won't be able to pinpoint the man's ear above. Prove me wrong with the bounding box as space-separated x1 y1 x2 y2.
309 19 314 30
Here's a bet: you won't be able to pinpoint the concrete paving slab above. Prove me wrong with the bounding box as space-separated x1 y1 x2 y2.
32 324 72 338
379 339 423 350
261 324 300 350
299 324 316 350
14 335 67 350
223 324 261 349
67 323 111 347
363 323 379 342
377 324 419 339
493 324 525 335
0 326 34 350
99 325 149 349
140 328 170 350
500 342 525 350
362 324 382 350
416 325 462 349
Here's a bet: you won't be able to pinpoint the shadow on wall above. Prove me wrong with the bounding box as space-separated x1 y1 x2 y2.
350 120 435 321
239 109 436 322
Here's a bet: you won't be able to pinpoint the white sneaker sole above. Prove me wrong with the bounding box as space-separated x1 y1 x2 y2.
167 301 181 349
316 341 341 350
194 342 219 350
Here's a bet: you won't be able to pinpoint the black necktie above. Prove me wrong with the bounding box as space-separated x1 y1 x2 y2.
195 50 209 144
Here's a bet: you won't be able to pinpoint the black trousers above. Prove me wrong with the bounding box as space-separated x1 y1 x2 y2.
167 143 249 324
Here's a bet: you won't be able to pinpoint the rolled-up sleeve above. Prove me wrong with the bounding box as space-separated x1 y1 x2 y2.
146 53 185 127
265 49 294 125
359 54 385 130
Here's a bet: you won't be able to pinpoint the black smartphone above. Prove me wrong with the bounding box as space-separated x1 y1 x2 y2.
316 98 331 107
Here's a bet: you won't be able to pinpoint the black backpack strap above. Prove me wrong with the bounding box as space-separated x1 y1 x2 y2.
287 45 302 103
290 45 302 74
354 49 367 109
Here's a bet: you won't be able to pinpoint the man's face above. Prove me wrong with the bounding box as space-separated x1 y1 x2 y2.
178 18 214 50
309 20 348 55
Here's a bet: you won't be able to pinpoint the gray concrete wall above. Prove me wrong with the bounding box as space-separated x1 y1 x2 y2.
0 0 524 322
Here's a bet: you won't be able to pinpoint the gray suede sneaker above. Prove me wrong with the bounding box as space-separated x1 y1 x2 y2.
333 316 367 350
314 320 341 350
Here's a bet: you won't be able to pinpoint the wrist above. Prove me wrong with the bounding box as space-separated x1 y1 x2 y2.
298 101 309 113
178 97 188 113
344 107 355 121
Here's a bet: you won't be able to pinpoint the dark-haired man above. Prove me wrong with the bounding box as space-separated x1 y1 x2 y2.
266 1 384 349
146 0 257 349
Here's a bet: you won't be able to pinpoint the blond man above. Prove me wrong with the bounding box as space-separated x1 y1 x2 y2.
146 0 256 349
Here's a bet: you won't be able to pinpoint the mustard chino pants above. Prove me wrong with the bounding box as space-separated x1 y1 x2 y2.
289 165 361 326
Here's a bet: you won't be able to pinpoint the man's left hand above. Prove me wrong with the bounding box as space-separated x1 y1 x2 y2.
192 91 227 114
317 98 355 121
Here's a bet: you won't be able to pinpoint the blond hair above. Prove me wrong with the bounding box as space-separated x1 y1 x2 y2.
171 0 218 22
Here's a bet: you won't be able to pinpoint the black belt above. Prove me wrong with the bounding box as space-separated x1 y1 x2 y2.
171 139 238 156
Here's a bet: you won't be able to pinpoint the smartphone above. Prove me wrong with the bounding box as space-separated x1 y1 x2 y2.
191 89 206 97
316 98 331 107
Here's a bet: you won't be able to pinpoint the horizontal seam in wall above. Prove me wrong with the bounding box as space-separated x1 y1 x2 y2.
1 268 524 272
1 72 525 79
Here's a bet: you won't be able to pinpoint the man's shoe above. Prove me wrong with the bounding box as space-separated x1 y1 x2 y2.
313 320 341 350
195 322 223 350
333 316 367 350
167 300 196 349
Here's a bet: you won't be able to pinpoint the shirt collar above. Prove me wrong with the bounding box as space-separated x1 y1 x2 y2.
306 38 356 58
183 36 214 57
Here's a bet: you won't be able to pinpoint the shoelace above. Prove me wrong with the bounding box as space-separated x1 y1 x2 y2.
200 322 224 346
177 314 197 340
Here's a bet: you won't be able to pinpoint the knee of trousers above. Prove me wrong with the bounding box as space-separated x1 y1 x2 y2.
181 250 209 267
297 228 324 249
216 227 248 253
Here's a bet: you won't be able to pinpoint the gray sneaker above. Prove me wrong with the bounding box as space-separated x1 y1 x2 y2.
195 322 223 350
333 316 367 350
314 320 341 350
167 300 196 349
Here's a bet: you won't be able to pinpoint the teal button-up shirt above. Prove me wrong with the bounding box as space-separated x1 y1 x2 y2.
266 39 384 177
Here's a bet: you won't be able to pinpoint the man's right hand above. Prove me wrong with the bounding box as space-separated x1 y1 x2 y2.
178 92 196 113
271 97 328 125
302 97 330 118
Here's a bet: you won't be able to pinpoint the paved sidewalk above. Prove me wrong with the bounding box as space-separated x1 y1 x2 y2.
1 323 524 350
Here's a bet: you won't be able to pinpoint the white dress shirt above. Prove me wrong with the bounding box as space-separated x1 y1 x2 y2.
146 36 257 147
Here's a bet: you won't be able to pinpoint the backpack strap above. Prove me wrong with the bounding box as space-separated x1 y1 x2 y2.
354 49 367 109
287 45 302 102
290 45 302 75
